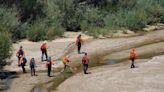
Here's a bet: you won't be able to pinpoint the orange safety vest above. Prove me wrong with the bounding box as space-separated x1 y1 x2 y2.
16 49 25 56
76 37 84 46
46 60 55 66
19 57 23 65
41 43 48 49
129 51 138 59
63 57 70 64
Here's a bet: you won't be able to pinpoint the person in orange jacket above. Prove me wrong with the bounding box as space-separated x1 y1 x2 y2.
129 48 138 68
62 55 71 72
19 55 27 73
76 34 84 54
40 41 48 61
46 57 55 77
16 46 25 66
82 53 89 74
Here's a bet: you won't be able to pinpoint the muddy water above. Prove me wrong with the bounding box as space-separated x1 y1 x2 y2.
0 71 17 91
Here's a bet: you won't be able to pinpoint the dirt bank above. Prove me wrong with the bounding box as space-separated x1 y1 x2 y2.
3 32 92 92
56 55 164 92
68 29 164 68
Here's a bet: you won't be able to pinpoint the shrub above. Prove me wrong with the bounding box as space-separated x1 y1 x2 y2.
47 21 65 40
0 7 22 41
27 20 47 41
0 32 12 69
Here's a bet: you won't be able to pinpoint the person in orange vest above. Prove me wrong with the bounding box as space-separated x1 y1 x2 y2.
62 55 71 72
82 53 89 74
16 46 25 66
19 55 27 73
46 57 55 77
129 48 138 68
40 41 48 61
30 58 36 76
76 34 84 54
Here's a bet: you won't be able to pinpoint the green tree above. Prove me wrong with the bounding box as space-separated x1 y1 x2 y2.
0 32 12 69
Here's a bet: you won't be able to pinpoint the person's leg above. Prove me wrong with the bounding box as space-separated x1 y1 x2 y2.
18 56 20 66
45 49 48 60
48 66 51 77
132 59 135 68
33 68 36 76
31 67 33 76
84 64 88 74
83 64 86 74
64 64 67 70
131 59 135 68
86 64 88 73
78 43 81 54
41 50 44 61
24 65 26 73
22 64 25 73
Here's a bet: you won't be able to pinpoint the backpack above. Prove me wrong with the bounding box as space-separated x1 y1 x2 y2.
23 57 27 64
18 49 23 56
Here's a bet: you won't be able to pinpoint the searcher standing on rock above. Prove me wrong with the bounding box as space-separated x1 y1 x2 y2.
16 46 25 66
30 58 36 76
129 48 138 68
40 41 48 61
46 57 55 77
82 53 90 74
19 55 27 73
76 34 84 54
61 55 71 72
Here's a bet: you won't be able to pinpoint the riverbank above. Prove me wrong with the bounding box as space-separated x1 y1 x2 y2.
2 28 164 92
56 55 164 92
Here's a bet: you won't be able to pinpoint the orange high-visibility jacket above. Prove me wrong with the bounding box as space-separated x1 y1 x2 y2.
19 57 23 65
41 43 48 50
76 37 84 46
63 57 70 64
46 60 55 66
16 49 25 56
129 51 138 59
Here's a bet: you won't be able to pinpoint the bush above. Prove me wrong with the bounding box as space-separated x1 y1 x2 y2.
47 20 65 40
27 19 65 41
27 20 47 41
120 9 148 30
0 7 22 41
0 32 12 69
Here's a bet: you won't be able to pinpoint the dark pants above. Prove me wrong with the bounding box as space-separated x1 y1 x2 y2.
47 66 51 77
77 42 81 54
41 49 48 61
30 65 35 76
17 56 21 66
83 64 88 74
21 63 26 73
131 58 135 68
64 64 67 70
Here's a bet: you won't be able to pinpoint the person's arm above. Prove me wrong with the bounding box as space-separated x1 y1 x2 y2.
16 50 18 56
23 50 25 56
45 44 48 49
81 38 84 45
